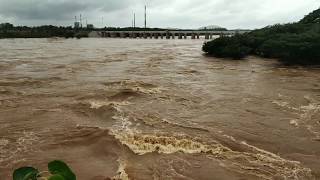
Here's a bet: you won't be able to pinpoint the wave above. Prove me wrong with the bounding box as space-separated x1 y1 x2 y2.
110 130 312 180
65 101 122 122
0 79 43 87
102 80 163 95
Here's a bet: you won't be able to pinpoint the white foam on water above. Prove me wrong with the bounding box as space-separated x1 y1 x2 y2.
272 100 299 111
0 131 40 165
89 100 131 109
112 159 130 180
300 103 320 120
272 98 320 136
290 120 299 127
0 138 10 162
0 138 9 146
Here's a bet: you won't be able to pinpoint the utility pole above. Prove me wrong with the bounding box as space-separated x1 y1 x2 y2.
102 17 104 28
80 14 82 28
144 5 147 29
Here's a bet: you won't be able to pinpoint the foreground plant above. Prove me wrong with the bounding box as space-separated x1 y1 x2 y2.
13 160 76 180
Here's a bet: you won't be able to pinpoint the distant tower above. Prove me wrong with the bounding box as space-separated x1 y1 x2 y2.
74 16 80 29
134 13 136 28
144 5 147 29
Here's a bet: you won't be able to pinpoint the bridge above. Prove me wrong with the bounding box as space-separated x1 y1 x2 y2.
97 30 251 39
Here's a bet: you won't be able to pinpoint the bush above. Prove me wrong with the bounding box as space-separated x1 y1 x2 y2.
203 35 251 59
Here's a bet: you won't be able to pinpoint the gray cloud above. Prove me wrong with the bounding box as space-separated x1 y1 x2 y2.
0 0 319 29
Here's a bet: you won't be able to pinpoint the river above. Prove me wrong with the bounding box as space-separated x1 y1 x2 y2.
0 38 320 180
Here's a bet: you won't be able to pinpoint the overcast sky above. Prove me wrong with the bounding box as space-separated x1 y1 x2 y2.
0 0 319 29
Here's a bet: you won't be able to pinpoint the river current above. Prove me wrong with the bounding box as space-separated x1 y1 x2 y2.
0 38 320 180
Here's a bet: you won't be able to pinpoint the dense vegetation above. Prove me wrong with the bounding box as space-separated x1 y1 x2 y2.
203 8 320 65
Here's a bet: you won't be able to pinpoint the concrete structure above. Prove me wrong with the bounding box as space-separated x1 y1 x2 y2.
74 22 80 29
87 24 94 29
99 30 250 40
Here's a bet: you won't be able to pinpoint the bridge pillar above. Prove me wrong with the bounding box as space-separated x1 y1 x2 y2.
191 33 195 39
184 33 187 39
172 33 175 39
178 33 183 39
210 33 213 39
197 34 200 39
120 32 126 38
160 33 164 39
166 32 170 39
143 33 147 39
205 33 209 39
111 32 117 38
133 33 137 38
154 33 159 39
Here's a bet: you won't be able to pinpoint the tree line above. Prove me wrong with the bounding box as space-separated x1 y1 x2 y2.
0 24 89 39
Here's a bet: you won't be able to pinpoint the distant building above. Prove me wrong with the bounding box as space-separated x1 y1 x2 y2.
87 24 94 29
74 22 80 29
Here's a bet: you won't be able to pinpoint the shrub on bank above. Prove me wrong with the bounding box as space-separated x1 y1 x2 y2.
203 35 251 59
202 8 320 65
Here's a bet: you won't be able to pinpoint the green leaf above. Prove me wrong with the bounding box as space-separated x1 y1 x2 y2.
48 174 65 180
48 160 76 180
13 167 39 180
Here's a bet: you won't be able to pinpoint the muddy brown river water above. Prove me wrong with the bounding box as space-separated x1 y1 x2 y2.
0 38 320 180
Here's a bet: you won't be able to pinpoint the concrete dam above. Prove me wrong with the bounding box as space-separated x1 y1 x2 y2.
97 30 251 39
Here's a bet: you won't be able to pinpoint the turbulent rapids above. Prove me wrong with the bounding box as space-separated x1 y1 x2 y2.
1 38 320 180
